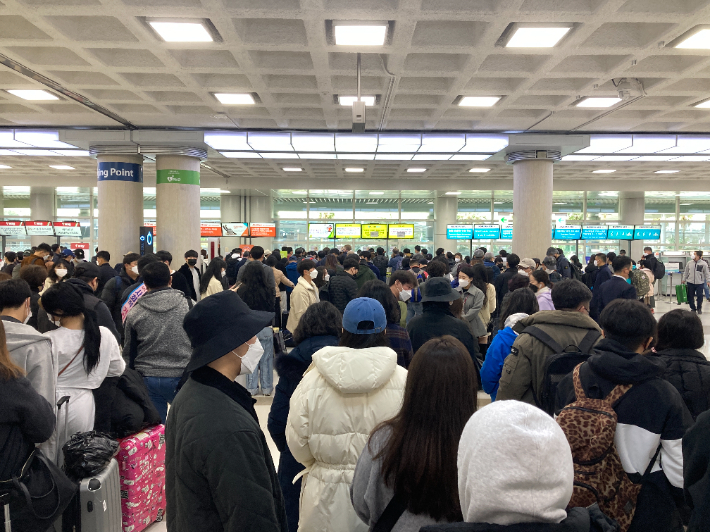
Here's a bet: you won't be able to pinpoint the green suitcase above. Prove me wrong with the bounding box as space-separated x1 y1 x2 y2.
676 283 687 304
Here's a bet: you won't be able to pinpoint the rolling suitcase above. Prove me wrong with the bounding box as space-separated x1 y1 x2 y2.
63 458 122 532
676 283 687 304
1 493 10 532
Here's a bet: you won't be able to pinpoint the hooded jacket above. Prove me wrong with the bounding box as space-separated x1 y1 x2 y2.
556 338 693 532
287 277 320 333
267 335 340 532
2 317 55 406
328 270 359 314
535 286 555 311
354 264 377 290
480 313 528 401
496 311 601 406
286 345 407 532
122 287 192 378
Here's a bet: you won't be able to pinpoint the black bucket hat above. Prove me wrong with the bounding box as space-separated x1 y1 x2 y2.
183 290 273 373
421 277 462 303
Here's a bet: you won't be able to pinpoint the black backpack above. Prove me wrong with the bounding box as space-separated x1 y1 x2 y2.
570 262 583 281
519 326 601 416
319 282 331 302
653 261 665 280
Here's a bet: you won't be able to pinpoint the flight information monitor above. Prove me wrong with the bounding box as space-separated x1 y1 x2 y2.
473 225 501 240
633 226 661 240
554 225 582 240
447 225 473 239
361 224 388 239
388 224 414 239
581 226 609 240
308 223 335 239
500 225 513 240
607 225 634 239
335 223 361 239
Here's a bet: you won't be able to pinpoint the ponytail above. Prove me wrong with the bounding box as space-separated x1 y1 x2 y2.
81 307 102 374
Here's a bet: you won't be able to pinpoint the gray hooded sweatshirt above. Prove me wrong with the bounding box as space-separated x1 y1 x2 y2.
122 288 192 378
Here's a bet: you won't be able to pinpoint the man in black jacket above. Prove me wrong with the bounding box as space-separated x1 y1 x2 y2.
177 249 201 301
66 263 120 342
101 252 141 342
556 300 692 532
95 250 117 294
494 253 521 311
590 255 637 322
547 247 571 279
155 249 191 300
328 257 359 314
594 252 616 290
372 247 389 282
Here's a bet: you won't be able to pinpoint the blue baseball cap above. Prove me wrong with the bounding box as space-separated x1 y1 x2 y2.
342 297 387 335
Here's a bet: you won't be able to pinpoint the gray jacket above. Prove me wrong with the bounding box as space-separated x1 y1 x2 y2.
122 287 192 378
457 284 487 338
683 258 710 285
2 317 55 405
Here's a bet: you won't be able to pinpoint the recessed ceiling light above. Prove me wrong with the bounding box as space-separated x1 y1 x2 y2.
369 191 384 195
427 201 434 204
0 165 11 169
655 170 679 174
676 28 710 49
334 24 388 46
282 167 302 172
149 21 213 42
554 202 567 205
680 203 692 206
339 96 376 106
49 165 74 170
458 96 501 107
6 90 58 101
345 167 364 172
445 191 462 195
214 93 255 105
592 169 616 173
576 97 623 108
694 100 710 108
506 27 571 48
407 168 427 173
469 168 491 173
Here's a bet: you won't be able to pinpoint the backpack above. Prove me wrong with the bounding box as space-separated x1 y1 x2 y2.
629 269 650 298
557 364 660 532
570 262 583 281
518 326 601 416
319 282 331 302
373 254 388 278
653 261 665 281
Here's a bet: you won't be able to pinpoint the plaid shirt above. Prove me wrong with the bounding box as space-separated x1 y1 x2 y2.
386 323 414 369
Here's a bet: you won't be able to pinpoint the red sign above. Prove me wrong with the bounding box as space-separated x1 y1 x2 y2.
69 243 90 250
53 221 82 237
201 222 223 237
250 223 276 238
240 245 254 253
144 221 157 237
0 221 27 236
25 220 54 236
25 221 51 227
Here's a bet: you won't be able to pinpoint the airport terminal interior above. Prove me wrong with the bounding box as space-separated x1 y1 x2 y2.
5 0 710 531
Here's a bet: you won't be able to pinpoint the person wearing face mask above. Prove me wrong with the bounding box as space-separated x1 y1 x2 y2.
166 290 287 532
457 265 487 341
122 261 192 423
388 269 418 328
41 259 71 294
529 269 555 311
199 257 227 300
236 261 278 396
20 242 51 271
323 256 359 316
19 264 47 331
177 249 202 302
287 260 320 333
267 254 294 329
101 252 141 343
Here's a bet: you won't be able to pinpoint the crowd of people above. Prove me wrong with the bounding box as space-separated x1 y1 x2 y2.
3 240 710 532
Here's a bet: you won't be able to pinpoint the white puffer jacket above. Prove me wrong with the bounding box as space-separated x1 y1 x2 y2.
286 345 407 532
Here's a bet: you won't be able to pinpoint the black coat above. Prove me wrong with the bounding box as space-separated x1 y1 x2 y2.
683 409 710 532
267 335 339 532
176 263 201 301
97 262 117 294
166 366 287 532
65 278 121 343
328 270 359 314
648 348 710 421
590 276 637 322
170 270 191 300
494 269 519 313
594 265 613 290
100 270 139 343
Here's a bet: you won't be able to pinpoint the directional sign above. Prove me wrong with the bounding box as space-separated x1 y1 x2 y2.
607 225 634 239
633 226 661 240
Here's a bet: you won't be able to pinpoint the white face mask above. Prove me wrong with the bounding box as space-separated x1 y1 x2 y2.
399 288 412 302
131 265 139 275
23 302 32 325
51 315 62 327
235 339 264 375
309 269 319 280
43 254 50 261
324 274 330 282
520 271 529 277
221 269 226 277
55 268 67 278
459 279 470 288
455 257 461 263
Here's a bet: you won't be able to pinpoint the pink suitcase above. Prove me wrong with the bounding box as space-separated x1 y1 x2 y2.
116 425 166 532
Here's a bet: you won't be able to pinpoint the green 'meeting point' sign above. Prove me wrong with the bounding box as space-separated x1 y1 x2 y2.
156 169 200 185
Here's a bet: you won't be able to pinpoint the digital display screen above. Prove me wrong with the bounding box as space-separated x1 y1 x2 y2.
633 226 661 240
474 225 501 240
447 225 473 239
200 222 223 237
388 224 414 239
500 225 513 240
362 224 388 239
250 223 276 238
582 226 609 240
25 221 55 236
335 224 361 239
309 223 335 239
554 225 582 240
607 225 634 239
222 223 249 237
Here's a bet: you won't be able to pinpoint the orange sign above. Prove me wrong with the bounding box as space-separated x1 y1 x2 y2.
144 221 157 237
200 222 223 237
69 243 90 250
250 223 276 238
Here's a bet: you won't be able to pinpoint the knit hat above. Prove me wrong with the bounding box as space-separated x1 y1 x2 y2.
457 401 573 526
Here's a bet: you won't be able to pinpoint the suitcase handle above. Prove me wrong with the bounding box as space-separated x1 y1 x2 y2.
57 396 69 409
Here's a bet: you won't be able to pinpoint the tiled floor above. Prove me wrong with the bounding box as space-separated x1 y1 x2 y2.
145 296 708 531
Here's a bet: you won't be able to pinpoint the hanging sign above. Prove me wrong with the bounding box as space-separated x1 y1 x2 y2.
0 221 26 236
250 223 276 238
53 221 82 237
97 162 143 183
25 221 55 236
222 223 249 237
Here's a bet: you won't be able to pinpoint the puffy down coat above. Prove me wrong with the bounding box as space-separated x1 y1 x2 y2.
286 345 407 532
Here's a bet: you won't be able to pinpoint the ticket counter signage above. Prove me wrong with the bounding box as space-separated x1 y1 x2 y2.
388 224 414 239
309 223 335 239
607 225 634 239
0 221 26 237
250 223 277 238
362 224 388 239
25 221 54 236
473 225 501 240
581 226 609 240
554 225 582 240
335 224 362 239
53 221 82 237
446 225 473 239
633 226 661 240
200 222 223 237
500 225 513 240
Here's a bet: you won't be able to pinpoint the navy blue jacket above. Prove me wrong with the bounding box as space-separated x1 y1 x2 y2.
590 276 637 321
267 335 340 532
483 260 500 281
285 261 299 295
556 255 572 279
594 264 613 290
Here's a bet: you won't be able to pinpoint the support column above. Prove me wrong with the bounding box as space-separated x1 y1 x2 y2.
30 187 56 248
512 159 553 260
156 155 201 260
248 193 273 251
434 195 458 252
619 191 645 260
221 194 242 251
97 154 143 262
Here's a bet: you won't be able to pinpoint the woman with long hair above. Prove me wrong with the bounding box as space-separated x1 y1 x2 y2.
325 253 340 275
471 264 496 356
268 301 342 532
530 269 555 310
41 259 71 294
352 335 479 530
266 254 293 329
236 261 276 396
287 297 407 532
199 257 227 298
41 282 124 458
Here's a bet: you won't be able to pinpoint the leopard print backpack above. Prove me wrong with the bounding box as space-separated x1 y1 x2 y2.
557 363 641 532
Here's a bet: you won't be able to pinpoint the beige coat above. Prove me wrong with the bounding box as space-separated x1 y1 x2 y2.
479 283 497 336
201 276 224 299
273 267 294 298
286 277 319 332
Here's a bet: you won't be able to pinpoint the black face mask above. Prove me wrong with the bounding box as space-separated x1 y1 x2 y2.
188 259 197 266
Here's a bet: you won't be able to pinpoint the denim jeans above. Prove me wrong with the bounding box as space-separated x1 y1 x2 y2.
705 283 709 300
406 301 423 325
143 376 180 423
687 283 705 312
246 326 274 396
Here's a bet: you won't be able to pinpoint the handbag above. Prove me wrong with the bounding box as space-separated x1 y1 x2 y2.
273 328 287 358
0 448 77 532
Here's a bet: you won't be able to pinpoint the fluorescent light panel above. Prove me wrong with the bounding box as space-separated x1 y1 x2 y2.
219 151 262 159
205 132 250 151
282 168 302 172
420 134 465 153
49 165 74 170
592 169 616 173
377 134 421 153
407 168 427 172
676 28 710 49
576 97 622 108
449 154 490 161
445 191 462 195
334 24 387 46
336 134 377 152
655 170 680 174
7 90 58 101
0 165 11 169
468 168 491 173
576 135 632 154
339 96 376 106
214 93 254 105
248 133 293 152
616 135 677 154
149 21 213 42
369 191 384 195
458 96 500 107
345 167 364 172
461 135 508 153
506 27 570 48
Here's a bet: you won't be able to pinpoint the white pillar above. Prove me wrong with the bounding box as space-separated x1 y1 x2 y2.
512 159 553 260
156 155 201 261
97 154 144 263
434 196 458 252
619 191 645 260
248 194 273 251
30 187 56 248
221 194 242 252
